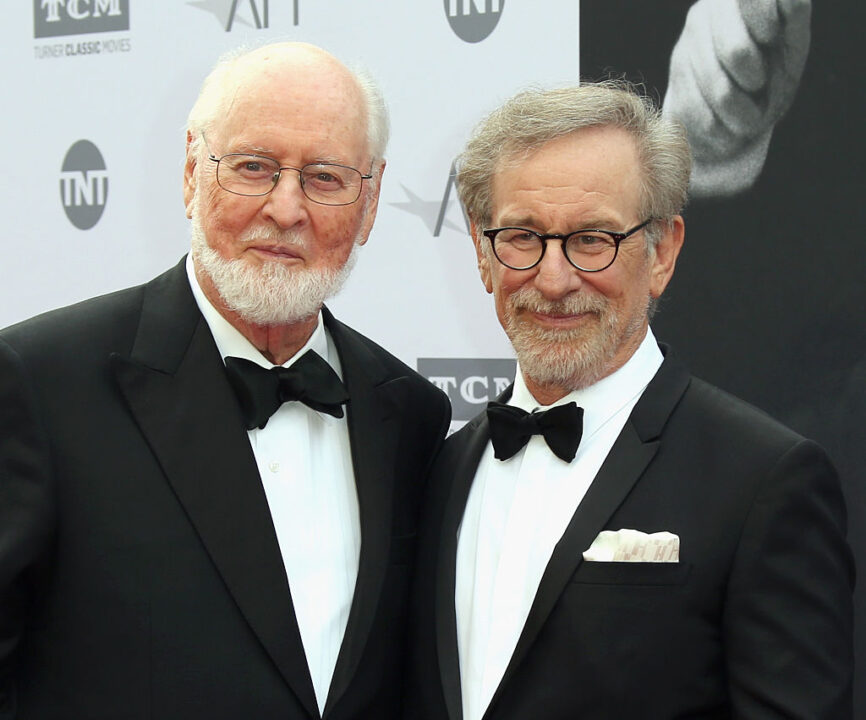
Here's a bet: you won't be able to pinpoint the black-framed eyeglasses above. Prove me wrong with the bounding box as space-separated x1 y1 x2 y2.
482 219 653 272
201 133 373 206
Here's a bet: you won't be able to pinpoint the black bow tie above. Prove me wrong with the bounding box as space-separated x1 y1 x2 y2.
224 351 349 430
486 401 583 463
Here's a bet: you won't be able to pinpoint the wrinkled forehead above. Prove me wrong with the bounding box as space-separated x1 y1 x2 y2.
489 129 644 223
211 49 369 157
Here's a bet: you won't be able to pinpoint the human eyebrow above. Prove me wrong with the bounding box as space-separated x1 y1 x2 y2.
497 215 540 229
570 218 623 231
230 150 359 168
232 144 277 157
499 217 625 233
308 156 363 168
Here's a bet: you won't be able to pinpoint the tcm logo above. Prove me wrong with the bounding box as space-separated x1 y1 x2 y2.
418 358 515 422
445 0 503 43
188 0 300 31
34 0 130 38
60 140 108 230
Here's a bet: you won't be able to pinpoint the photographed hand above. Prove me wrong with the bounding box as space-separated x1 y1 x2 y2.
663 0 811 197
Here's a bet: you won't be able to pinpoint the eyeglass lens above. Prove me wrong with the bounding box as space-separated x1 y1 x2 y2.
216 154 364 205
493 229 618 270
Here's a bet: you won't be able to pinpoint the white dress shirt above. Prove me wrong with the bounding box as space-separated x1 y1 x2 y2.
186 256 360 715
455 330 664 720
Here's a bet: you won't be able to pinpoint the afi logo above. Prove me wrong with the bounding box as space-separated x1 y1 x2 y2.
418 358 515 422
60 140 109 230
435 159 469 236
227 0 270 30
34 0 129 37
388 159 469 237
444 0 503 43
189 0 299 31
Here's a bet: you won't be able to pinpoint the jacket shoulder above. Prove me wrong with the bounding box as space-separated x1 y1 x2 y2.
0 261 186 363
323 307 450 406
679 375 810 450
0 283 146 358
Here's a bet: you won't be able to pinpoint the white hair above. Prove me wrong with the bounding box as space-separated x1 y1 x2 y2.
186 42 389 164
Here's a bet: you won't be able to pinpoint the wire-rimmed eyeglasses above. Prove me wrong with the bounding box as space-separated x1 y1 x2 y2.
201 133 373 207
482 219 653 272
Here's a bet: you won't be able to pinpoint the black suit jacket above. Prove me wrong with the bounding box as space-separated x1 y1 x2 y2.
406 347 853 719
0 259 450 719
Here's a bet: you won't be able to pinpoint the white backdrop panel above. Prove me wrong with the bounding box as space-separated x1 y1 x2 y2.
2 1 579 377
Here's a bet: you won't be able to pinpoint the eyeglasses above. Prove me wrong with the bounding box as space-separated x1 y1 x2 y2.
202 133 373 206
482 219 652 272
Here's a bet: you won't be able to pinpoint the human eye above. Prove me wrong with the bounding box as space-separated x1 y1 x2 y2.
228 155 275 179
568 231 613 254
499 229 538 248
303 165 348 191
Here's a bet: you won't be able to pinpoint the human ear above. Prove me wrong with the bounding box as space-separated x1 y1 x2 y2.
183 130 198 219
471 221 493 294
355 159 386 246
649 215 685 299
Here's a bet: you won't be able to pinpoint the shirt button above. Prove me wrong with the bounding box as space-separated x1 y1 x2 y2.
269 461 280 473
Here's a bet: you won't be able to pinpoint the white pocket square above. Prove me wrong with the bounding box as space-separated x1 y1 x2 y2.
582 529 680 563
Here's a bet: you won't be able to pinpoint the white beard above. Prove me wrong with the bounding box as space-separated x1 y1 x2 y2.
190 211 359 326
504 285 648 391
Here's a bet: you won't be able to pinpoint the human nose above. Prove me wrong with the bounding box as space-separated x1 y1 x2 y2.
533 238 582 300
260 167 309 229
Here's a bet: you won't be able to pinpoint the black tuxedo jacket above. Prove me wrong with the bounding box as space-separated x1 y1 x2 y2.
406 347 853 720
0 259 449 719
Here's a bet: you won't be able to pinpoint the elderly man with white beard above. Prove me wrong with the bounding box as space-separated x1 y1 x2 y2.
0 42 449 719
406 81 853 720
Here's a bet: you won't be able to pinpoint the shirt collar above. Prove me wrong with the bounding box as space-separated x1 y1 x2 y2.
510 328 663 439
185 253 330 370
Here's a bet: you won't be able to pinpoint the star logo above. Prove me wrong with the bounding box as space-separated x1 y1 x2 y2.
390 185 467 235
389 161 469 237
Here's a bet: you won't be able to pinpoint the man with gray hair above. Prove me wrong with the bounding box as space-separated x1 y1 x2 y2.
406 81 852 719
0 42 448 718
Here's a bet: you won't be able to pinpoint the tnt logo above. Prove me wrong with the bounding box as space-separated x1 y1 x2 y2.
444 0 503 43
418 358 515 422
34 0 130 38
60 140 108 230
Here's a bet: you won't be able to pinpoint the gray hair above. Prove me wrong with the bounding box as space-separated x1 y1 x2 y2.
456 80 691 247
186 43 389 164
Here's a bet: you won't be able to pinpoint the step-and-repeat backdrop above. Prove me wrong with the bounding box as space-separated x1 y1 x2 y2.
3 0 863 711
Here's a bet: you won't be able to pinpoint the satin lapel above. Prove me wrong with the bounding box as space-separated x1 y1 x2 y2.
110 261 319 718
487 349 692 714
436 411 492 720
320 309 404 715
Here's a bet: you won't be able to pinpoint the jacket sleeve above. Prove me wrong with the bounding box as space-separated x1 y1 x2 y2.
724 439 854 719
0 337 55 710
